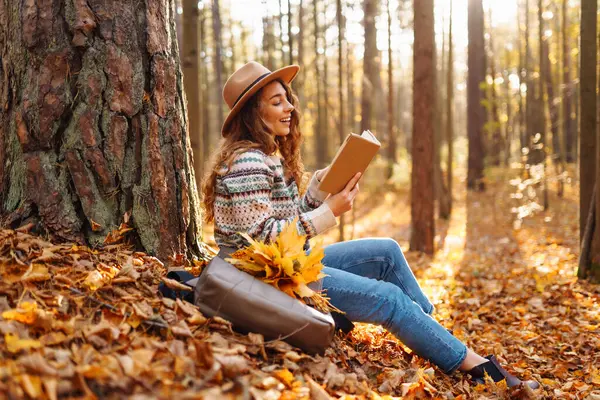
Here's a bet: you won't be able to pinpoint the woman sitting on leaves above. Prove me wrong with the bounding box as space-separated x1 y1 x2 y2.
200 61 539 390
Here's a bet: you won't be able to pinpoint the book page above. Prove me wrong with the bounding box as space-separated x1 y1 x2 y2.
361 130 380 145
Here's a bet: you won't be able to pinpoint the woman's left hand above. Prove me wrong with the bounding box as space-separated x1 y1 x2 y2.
316 166 330 181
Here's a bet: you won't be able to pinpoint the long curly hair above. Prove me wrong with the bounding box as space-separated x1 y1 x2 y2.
201 79 304 223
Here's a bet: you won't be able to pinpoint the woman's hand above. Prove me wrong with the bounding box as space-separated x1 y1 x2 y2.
316 166 330 181
324 173 361 217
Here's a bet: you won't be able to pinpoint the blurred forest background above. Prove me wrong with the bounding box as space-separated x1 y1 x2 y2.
178 0 598 280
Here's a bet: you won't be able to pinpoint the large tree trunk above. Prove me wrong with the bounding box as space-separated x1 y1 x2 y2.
579 0 598 280
0 0 206 261
410 0 435 255
467 0 485 191
183 0 203 191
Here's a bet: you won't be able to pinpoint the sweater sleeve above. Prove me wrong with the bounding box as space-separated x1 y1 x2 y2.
299 170 330 212
218 153 336 243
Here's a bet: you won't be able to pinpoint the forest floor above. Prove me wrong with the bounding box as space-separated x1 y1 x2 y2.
1 163 598 399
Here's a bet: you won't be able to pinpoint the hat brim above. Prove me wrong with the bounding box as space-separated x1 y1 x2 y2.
221 65 300 136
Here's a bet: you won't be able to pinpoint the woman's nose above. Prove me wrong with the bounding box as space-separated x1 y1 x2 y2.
285 101 294 112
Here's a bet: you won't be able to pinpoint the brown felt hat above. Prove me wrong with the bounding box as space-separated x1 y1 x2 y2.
221 61 299 136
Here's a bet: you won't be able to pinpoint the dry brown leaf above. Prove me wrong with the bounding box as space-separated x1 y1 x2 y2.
305 375 333 400
161 277 193 292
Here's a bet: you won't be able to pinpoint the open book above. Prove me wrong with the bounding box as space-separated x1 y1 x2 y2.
317 130 381 194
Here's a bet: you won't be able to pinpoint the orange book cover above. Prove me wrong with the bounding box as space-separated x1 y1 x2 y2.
317 130 380 194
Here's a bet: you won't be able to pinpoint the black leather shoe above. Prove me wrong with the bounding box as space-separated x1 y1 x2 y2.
467 355 540 390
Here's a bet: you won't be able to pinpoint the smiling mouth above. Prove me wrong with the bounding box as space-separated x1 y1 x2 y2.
280 117 291 124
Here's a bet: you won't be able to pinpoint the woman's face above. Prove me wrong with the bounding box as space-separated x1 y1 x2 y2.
258 81 294 137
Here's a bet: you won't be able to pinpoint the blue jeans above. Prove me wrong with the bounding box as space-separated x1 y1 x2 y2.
321 238 467 374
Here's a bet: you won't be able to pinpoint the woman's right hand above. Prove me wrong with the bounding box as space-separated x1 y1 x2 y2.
324 173 361 217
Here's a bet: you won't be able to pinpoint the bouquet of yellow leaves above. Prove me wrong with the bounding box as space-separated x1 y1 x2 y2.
225 218 342 314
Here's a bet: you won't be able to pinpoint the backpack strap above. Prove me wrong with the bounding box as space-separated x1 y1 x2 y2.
158 270 196 303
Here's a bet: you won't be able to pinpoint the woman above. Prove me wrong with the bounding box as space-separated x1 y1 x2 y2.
201 61 539 389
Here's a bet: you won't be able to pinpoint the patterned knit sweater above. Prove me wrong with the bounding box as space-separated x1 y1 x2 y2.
214 149 337 249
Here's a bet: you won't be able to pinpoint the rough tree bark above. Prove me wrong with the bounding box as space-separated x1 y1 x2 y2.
410 0 435 255
0 0 206 261
467 0 486 191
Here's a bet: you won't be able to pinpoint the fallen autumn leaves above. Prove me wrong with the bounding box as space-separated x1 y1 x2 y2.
0 226 440 399
1 170 599 399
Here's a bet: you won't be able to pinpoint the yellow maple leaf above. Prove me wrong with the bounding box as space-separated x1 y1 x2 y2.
227 218 341 313
2 302 39 325
5 333 42 353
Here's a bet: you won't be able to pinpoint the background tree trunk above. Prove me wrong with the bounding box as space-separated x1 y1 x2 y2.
579 0 598 280
410 0 435 254
541 27 562 197
538 0 549 210
504 45 513 166
212 0 224 130
467 0 486 191
183 0 203 190
0 0 206 261
288 0 294 65
313 0 327 168
518 0 527 151
200 4 211 162
337 0 346 241
361 0 380 134
488 22 502 167
446 0 454 214
562 0 574 163
386 0 396 179
296 0 305 104
279 0 285 62
524 0 532 156
347 44 357 134
435 15 450 219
